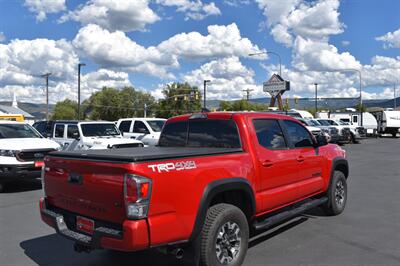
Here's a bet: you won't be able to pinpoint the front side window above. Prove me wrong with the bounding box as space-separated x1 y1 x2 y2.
119 120 132 133
0 123 41 139
283 120 314 148
80 123 120 137
133 121 150 134
54 124 65 138
253 119 286 149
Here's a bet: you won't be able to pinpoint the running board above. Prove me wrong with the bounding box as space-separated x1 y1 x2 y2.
253 197 328 231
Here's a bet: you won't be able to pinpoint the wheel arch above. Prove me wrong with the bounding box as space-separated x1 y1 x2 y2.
189 177 255 242
331 157 349 179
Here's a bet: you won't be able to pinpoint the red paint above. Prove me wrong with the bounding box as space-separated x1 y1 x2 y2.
40 112 346 252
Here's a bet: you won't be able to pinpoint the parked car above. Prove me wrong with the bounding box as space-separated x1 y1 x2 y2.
40 112 348 265
316 118 365 143
317 112 378 137
370 110 400 137
116 118 166 146
297 118 339 143
33 120 144 150
0 121 60 191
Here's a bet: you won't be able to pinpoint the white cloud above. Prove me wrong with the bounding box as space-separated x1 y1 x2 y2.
183 57 262 99
156 0 221 20
0 32 5 42
158 23 264 59
376 28 400 49
73 23 263 78
24 0 66 22
59 0 159 32
341 40 350 46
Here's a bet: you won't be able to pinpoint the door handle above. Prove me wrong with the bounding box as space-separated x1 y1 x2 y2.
297 155 305 162
262 160 274 167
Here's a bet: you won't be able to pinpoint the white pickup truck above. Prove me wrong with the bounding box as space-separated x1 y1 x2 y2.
116 118 166 146
0 121 60 191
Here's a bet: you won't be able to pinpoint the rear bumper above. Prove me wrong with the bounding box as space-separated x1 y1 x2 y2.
0 164 41 181
39 198 150 252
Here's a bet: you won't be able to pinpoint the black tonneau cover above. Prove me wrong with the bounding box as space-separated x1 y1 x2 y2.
48 147 243 163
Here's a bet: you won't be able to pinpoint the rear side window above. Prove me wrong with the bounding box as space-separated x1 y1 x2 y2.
33 122 45 135
119 120 131 133
187 120 241 148
159 119 241 148
158 121 187 147
253 119 286 149
283 120 314 148
67 125 79 139
133 121 150 134
54 124 64 138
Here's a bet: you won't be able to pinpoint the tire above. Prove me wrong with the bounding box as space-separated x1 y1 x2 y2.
392 132 397 138
322 171 347 216
351 134 358 144
200 203 249 266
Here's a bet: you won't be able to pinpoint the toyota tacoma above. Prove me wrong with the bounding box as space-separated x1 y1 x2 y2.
40 112 349 266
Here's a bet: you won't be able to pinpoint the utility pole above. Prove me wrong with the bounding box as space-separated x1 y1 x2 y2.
77 63 86 120
243 88 254 101
41 73 51 121
394 83 397 109
314 83 318 113
203 80 211 109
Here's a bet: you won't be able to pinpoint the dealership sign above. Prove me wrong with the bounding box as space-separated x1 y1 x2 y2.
263 74 290 97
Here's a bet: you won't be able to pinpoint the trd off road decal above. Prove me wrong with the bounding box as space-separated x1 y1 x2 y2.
148 161 197 173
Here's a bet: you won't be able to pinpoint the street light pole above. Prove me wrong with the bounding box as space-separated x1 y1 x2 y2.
144 103 147 118
314 83 318 113
78 63 86 120
203 80 211 109
41 73 51 121
249 51 282 77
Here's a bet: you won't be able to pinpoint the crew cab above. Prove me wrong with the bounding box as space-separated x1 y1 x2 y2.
33 121 144 150
0 121 60 191
116 118 166 146
40 112 349 266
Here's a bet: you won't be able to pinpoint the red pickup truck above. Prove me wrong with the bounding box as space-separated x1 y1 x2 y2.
40 112 348 266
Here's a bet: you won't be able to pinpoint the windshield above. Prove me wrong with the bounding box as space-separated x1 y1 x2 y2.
318 120 332 126
0 123 41 138
307 119 321 126
80 123 121 137
147 120 165 132
338 120 350 125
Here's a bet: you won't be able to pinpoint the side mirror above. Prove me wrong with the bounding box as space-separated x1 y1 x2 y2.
315 134 328 147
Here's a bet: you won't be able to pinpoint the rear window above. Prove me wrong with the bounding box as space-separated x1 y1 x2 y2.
159 119 241 148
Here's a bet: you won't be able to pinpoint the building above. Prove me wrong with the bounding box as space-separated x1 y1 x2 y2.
0 93 35 124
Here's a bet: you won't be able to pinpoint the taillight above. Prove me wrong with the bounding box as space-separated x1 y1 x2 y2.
124 174 152 220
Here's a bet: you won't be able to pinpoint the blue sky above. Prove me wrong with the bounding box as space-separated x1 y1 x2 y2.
0 0 399 103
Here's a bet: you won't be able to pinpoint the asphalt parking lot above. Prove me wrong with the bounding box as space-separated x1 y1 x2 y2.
1 138 399 266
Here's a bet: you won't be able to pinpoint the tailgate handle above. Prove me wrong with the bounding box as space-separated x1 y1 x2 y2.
68 173 83 185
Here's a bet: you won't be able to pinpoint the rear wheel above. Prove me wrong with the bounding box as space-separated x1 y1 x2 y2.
322 171 347 216
200 203 249 266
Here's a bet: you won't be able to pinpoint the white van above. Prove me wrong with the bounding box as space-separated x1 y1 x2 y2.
116 118 167 146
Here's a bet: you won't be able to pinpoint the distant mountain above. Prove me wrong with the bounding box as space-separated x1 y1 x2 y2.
0 101 54 120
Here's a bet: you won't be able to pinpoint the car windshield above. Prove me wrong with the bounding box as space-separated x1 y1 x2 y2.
318 120 332 126
307 119 321 126
147 120 166 132
338 120 350 125
80 123 121 137
0 123 41 138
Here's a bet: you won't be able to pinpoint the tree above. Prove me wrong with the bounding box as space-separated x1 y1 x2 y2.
355 103 367 112
52 99 78 120
155 83 202 118
84 87 156 121
218 99 267 111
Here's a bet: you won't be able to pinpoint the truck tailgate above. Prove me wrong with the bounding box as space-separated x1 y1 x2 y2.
44 157 132 224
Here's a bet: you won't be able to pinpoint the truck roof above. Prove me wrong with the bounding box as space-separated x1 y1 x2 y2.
167 111 297 123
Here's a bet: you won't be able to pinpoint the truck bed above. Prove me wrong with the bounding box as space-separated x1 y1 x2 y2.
48 147 243 163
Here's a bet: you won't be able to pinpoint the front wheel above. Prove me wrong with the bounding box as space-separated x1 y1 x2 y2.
322 171 347 216
200 204 249 266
